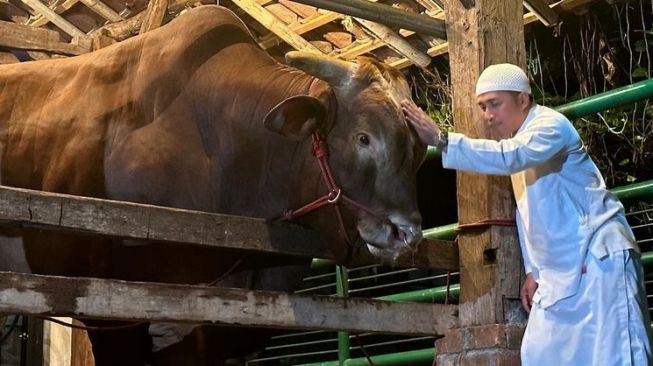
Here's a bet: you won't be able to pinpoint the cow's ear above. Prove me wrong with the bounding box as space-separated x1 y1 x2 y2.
264 95 326 140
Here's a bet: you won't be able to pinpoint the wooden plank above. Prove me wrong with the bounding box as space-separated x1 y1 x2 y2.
354 18 431 68
0 272 460 335
352 238 459 271
258 12 341 49
0 185 328 259
440 0 524 327
0 20 90 55
0 185 458 269
25 0 79 27
78 0 122 22
139 0 168 34
523 0 558 26
20 0 85 37
231 0 322 53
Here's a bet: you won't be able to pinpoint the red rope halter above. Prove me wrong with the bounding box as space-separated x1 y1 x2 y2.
279 133 388 249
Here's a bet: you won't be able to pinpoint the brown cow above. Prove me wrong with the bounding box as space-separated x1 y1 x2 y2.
0 5 426 365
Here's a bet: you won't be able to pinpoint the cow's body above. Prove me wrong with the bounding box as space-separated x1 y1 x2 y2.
0 5 426 365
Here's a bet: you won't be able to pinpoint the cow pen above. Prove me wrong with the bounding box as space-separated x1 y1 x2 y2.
0 184 459 333
1 77 653 364
1 0 653 364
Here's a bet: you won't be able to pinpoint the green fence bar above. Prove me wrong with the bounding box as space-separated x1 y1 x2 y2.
421 179 653 241
336 266 351 365
642 251 653 269
422 223 457 241
297 348 436 366
555 78 653 119
378 284 460 303
612 180 653 202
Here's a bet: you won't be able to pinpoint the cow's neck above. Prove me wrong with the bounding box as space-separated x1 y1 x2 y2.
195 58 335 220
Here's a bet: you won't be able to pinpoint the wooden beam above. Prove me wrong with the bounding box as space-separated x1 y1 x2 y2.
78 0 122 22
287 0 447 38
20 0 85 37
258 12 341 49
25 0 76 26
231 0 322 53
0 20 90 55
392 42 447 69
352 237 459 271
139 0 168 34
0 185 327 259
25 0 79 27
392 3 561 69
523 0 558 26
92 9 145 41
0 272 460 335
0 185 458 270
354 18 431 68
441 0 524 326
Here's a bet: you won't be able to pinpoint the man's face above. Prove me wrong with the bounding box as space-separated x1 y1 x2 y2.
477 91 531 137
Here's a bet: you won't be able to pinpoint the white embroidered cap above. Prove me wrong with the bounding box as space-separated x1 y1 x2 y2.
475 63 531 97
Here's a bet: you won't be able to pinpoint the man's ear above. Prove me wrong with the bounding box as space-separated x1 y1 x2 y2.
264 95 327 140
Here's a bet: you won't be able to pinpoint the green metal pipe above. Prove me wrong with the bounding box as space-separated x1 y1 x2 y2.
336 266 351 365
426 145 441 159
611 180 653 202
378 284 459 303
642 251 653 269
421 179 653 241
422 223 457 241
555 78 653 119
312 258 336 269
296 348 435 366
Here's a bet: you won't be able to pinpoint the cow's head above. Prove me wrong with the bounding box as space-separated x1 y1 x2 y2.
264 52 427 263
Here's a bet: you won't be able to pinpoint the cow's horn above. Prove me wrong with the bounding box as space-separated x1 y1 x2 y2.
285 51 356 87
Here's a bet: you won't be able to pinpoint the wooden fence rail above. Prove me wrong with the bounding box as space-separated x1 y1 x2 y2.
0 185 458 270
0 272 459 335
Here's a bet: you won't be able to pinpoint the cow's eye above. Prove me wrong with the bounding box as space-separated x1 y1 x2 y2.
358 134 370 146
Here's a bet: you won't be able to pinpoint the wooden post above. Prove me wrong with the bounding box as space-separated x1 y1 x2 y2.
436 0 526 364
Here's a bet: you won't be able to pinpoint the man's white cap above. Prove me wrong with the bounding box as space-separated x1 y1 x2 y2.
475 63 531 97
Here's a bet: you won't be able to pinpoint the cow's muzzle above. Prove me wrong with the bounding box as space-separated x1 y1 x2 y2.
357 215 423 262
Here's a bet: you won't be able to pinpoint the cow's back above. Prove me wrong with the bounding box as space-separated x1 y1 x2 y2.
0 6 257 196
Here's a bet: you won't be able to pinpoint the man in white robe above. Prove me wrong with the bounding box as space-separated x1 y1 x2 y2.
401 63 652 365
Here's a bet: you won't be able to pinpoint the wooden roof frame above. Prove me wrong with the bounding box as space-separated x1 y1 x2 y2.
0 0 591 70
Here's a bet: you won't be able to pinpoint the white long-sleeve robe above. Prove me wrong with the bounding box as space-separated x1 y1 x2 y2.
441 104 651 365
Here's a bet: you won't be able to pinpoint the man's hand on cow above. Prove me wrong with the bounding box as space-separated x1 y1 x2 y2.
401 99 441 146
520 272 538 313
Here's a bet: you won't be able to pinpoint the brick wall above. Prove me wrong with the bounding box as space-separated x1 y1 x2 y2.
435 324 524 366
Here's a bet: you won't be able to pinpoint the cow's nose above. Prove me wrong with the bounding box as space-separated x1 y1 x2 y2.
395 224 422 249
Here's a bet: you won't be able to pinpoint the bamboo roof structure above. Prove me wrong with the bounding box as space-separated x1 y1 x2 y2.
0 0 599 68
